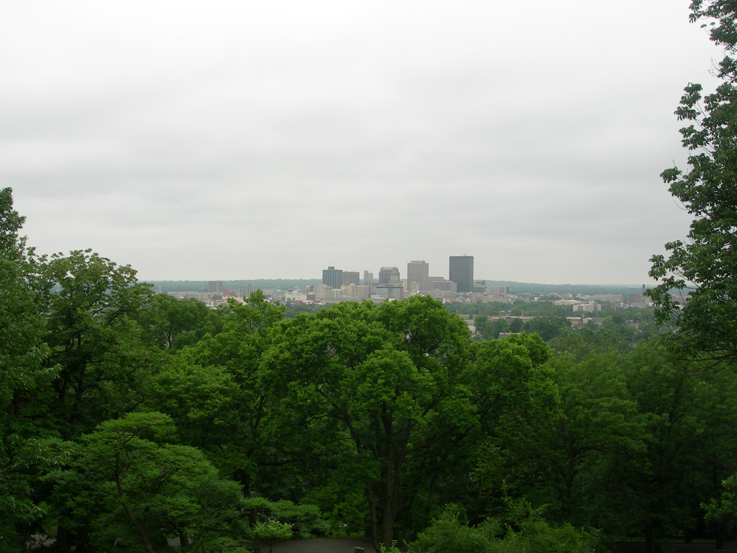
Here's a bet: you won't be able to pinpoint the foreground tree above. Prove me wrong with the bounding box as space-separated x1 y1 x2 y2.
148 292 285 496
0 189 57 551
31 249 157 439
402 501 597 553
260 297 556 550
47 412 246 552
261 298 470 550
620 341 737 552
474 346 643 536
648 2 737 363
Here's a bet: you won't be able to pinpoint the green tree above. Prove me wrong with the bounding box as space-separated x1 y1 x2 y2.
474 316 510 341
47 412 246 553
136 294 225 352
240 496 326 552
149 292 284 496
620 341 737 551
261 297 473 550
509 319 524 333
522 317 571 342
0 189 55 550
474 340 643 536
32 250 157 439
0 188 26 259
648 2 737 363
260 297 555 550
407 501 597 553
703 474 737 549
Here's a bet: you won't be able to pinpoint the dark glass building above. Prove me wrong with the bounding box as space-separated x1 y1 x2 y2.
449 256 473 293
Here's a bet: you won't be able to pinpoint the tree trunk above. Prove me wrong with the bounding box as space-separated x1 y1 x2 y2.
54 508 73 551
121 501 155 553
716 521 726 551
367 484 380 553
381 459 395 550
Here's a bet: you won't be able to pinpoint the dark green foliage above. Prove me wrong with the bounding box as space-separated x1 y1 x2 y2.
648 1 737 363
474 316 510 340
621 341 737 547
31 250 157 439
0 189 55 550
522 317 571 342
445 302 505 317
0 258 53 550
284 302 328 318
44 412 248 552
703 473 737 548
260 297 476 550
0 188 25 258
261 301 559 550
474 335 643 538
147 292 284 496
403 501 597 553
241 496 327 543
509 319 524 333
510 302 572 318
136 294 225 352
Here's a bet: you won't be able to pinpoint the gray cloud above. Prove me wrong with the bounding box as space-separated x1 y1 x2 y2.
1 0 723 283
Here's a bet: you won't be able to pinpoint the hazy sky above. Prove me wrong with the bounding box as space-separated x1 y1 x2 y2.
1 1 724 284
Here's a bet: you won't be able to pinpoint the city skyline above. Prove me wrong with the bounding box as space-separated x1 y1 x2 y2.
320 257 471 289
2 1 720 285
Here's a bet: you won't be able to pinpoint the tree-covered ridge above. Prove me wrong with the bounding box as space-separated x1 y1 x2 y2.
146 280 322 294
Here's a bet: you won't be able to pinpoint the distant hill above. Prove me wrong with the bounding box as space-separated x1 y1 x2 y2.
484 281 645 296
144 279 322 293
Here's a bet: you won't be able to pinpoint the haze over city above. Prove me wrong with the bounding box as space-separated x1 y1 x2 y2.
0 1 722 284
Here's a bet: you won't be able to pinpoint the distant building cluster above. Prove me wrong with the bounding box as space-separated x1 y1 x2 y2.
165 256 514 306
163 260 664 315
304 255 510 305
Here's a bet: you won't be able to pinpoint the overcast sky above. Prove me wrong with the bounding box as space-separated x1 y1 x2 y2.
0 1 725 284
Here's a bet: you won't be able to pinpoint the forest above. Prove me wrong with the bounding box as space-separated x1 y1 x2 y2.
1 181 737 553
5 3 737 553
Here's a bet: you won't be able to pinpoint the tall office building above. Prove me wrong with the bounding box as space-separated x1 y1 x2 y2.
239 283 259 298
364 270 375 294
322 266 343 289
379 267 400 284
449 256 474 293
342 271 360 286
208 281 223 294
407 260 430 292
